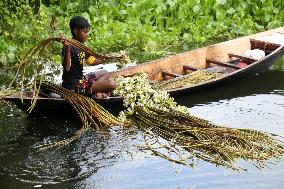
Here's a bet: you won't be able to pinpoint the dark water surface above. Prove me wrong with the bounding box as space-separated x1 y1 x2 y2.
1 61 284 189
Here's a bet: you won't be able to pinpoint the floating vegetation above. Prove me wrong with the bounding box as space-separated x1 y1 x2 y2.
3 37 284 171
131 105 284 170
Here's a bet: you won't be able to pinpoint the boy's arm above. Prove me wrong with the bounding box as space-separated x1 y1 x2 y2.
63 45 71 71
59 36 71 71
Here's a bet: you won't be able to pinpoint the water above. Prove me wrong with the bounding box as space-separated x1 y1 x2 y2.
1 62 284 188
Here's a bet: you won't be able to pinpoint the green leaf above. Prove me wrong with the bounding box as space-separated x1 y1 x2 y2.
227 8 235 14
0 53 7 64
7 52 15 61
82 12 91 23
193 5 200 13
216 0 227 5
120 10 127 15
88 5 96 15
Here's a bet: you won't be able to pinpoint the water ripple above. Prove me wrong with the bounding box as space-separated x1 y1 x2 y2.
0 118 141 185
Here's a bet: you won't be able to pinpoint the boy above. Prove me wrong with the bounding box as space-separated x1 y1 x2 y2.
59 16 116 98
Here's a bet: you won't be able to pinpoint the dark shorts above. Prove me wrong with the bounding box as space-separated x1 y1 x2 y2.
63 72 96 97
76 72 97 96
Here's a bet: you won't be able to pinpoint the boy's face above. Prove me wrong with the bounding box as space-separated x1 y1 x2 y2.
74 28 89 43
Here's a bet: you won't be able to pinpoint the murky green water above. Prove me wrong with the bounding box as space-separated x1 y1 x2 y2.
1 61 284 189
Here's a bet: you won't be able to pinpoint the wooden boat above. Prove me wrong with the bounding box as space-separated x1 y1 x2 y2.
3 27 284 117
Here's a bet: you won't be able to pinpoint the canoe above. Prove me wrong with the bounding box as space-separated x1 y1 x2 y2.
3 27 284 117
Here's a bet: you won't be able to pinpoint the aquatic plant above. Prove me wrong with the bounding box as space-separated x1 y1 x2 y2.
35 81 120 150
113 73 284 170
113 73 188 122
2 0 284 71
152 70 223 91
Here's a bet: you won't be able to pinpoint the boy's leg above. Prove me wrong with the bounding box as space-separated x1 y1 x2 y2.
94 70 110 81
88 70 116 98
91 79 116 94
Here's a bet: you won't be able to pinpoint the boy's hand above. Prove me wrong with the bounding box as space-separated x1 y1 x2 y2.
119 54 127 63
57 35 69 46
119 51 130 63
86 56 105 65
96 58 106 64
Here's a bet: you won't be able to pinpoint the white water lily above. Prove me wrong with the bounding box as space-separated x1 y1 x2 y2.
113 73 189 120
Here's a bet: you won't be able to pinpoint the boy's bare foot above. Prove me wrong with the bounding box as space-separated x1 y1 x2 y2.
95 93 103 99
102 93 108 98
95 92 108 99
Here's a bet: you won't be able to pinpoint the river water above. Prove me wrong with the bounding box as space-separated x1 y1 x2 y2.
0 59 284 189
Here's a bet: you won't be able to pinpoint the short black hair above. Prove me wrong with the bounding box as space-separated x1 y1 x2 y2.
69 16 90 37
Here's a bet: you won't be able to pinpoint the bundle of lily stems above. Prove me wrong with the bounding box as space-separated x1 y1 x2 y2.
9 37 284 171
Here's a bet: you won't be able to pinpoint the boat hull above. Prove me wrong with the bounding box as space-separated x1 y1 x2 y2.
170 45 284 96
4 95 124 118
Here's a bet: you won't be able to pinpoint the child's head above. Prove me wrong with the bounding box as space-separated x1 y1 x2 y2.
69 16 90 43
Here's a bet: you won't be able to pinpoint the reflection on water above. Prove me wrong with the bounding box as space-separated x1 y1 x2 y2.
1 67 284 188
189 93 284 134
0 112 142 188
175 69 284 107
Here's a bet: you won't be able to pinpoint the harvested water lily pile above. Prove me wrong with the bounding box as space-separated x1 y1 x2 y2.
113 73 188 122
152 70 223 91
112 73 284 170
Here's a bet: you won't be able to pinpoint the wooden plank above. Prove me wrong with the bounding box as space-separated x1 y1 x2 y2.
161 71 181 78
183 65 198 71
228 53 257 63
206 59 241 69
250 38 281 52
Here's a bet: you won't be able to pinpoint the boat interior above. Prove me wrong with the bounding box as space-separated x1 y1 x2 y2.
112 31 284 82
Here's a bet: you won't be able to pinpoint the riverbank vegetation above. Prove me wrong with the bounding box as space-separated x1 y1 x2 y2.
1 0 284 84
